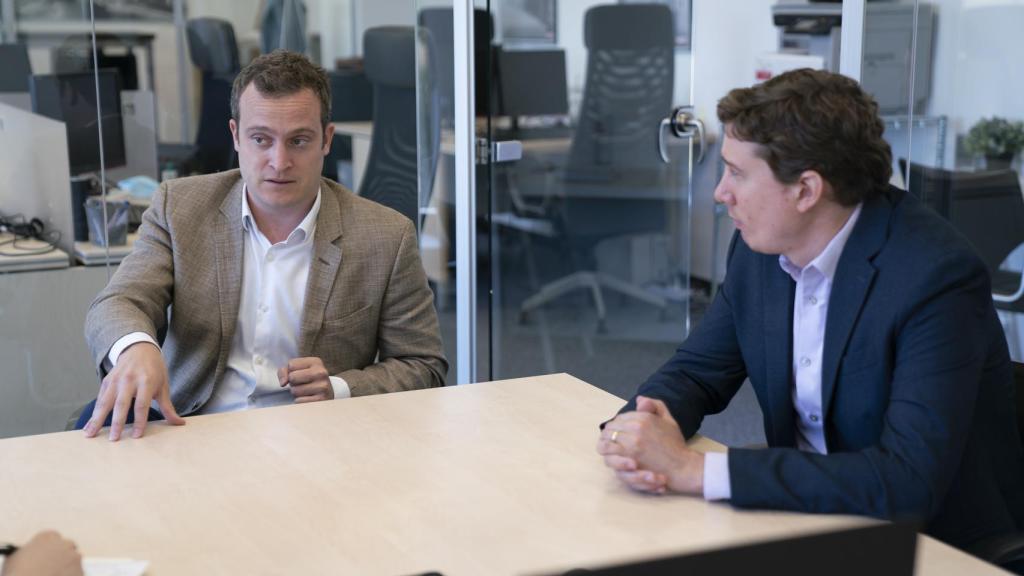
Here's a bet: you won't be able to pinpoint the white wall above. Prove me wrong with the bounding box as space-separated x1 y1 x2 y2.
689 0 778 281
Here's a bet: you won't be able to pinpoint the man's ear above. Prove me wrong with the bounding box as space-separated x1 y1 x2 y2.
794 170 826 214
229 118 241 152
322 123 335 156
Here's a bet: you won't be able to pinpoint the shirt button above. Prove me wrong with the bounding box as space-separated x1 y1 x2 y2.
810 414 820 423
266 252 275 262
800 356 812 368
254 355 263 366
807 296 818 305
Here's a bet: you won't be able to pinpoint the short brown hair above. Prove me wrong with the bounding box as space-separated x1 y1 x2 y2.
231 50 332 133
717 68 891 205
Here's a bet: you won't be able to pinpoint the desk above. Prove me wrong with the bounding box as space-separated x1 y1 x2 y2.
0 374 1001 575
74 233 138 266
0 233 69 273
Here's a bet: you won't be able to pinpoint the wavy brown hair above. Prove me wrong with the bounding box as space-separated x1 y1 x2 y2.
717 68 891 206
231 50 332 134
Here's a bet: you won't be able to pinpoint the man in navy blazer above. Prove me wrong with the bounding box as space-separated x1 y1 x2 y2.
597 69 1024 555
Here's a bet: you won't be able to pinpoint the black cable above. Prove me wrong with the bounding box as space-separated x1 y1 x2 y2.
0 212 61 257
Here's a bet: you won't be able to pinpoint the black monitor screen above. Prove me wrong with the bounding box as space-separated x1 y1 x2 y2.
0 44 32 93
498 48 569 117
29 70 126 175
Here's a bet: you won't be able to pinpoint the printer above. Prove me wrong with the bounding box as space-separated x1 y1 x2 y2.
763 3 935 115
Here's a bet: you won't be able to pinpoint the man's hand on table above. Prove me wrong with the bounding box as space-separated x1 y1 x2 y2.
1 531 83 576
596 396 705 496
279 357 335 403
83 342 185 441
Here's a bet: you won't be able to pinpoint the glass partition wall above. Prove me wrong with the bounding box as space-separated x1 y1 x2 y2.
896 0 1024 361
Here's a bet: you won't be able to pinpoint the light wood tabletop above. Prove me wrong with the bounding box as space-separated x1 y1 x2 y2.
0 374 1007 575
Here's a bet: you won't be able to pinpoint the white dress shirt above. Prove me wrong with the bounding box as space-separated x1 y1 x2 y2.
108 185 350 414
703 204 862 500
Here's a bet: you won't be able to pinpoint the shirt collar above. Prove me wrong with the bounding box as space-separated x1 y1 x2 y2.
779 203 863 282
241 183 322 245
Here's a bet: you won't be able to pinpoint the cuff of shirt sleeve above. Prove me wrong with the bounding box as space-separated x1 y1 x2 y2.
108 332 160 367
702 451 732 501
329 375 351 399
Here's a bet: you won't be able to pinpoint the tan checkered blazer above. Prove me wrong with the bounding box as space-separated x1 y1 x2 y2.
85 170 447 415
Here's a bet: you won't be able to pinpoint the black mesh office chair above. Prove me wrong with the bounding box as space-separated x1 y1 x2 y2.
187 18 239 174
160 18 239 175
902 161 1024 322
518 4 674 331
359 26 440 228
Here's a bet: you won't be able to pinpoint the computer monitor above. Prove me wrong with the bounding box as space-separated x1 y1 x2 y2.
0 44 32 93
497 48 569 118
29 69 127 175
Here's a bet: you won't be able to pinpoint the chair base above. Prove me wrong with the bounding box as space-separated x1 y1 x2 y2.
519 270 668 332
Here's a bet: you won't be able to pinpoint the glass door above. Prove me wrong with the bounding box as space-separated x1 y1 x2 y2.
481 0 702 397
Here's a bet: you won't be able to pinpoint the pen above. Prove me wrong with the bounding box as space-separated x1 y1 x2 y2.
0 543 18 556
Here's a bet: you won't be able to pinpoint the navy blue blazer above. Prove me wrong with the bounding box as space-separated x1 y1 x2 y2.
622 186 1024 548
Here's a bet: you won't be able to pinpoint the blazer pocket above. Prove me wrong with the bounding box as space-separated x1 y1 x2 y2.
321 304 374 333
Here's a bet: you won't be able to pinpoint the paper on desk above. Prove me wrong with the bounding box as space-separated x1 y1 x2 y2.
84 558 149 576
0 556 147 575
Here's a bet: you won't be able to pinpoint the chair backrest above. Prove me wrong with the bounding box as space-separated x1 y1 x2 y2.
567 4 674 186
1014 362 1024 447
187 18 239 173
903 160 1024 277
0 43 32 93
418 7 496 121
360 26 439 227
187 18 240 76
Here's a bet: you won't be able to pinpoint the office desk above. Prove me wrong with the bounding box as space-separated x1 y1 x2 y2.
0 233 69 273
74 233 138 266
0 374 1003 575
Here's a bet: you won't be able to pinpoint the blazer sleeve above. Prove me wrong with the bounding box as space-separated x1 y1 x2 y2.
338 218 449 395
83 182 175 376
728 253 992 522
616 233 749 437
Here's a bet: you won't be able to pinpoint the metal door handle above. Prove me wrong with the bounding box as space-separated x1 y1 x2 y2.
658 107 706 164
477 138 523 165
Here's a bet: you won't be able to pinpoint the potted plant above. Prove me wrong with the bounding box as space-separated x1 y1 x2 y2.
963 116 1024 169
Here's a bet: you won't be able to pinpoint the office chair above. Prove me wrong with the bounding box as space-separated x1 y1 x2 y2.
359 26 440 228
902 160 1024 354
160 18 239 175
322 67 373 183
518 4 674 332
417 7 497 125
966 361 1024 575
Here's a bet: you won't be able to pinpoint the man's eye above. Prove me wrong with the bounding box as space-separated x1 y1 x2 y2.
292 138 309 147
252 136 267 145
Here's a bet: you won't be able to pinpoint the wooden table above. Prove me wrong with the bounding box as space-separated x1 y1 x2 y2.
0 374 1006 575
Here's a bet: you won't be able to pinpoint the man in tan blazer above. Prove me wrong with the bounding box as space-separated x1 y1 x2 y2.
82 51 447 441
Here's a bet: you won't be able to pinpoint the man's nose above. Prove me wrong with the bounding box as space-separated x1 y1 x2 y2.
268 143 292 171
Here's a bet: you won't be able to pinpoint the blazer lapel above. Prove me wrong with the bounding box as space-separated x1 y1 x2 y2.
763 256 797 447
215 179 246 358
298 183 345 357
820 191 893 420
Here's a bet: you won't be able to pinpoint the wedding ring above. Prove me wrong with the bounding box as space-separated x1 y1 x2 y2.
610 430 620 443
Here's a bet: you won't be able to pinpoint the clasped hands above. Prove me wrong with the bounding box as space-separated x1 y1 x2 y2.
84 343 335 441
596 396 705 496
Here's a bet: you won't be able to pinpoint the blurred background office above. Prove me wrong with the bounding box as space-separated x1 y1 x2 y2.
0 0 1022 460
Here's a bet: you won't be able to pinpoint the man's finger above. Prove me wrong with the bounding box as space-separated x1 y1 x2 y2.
288 382 326 398
157 384 186 426
617 469 668 493
131 393 151 439
284 366 327 386
84 381 116 437
602 454 638 472
108 387 135 442
277 365 289 387
294 394 327 404
596 438 628 456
